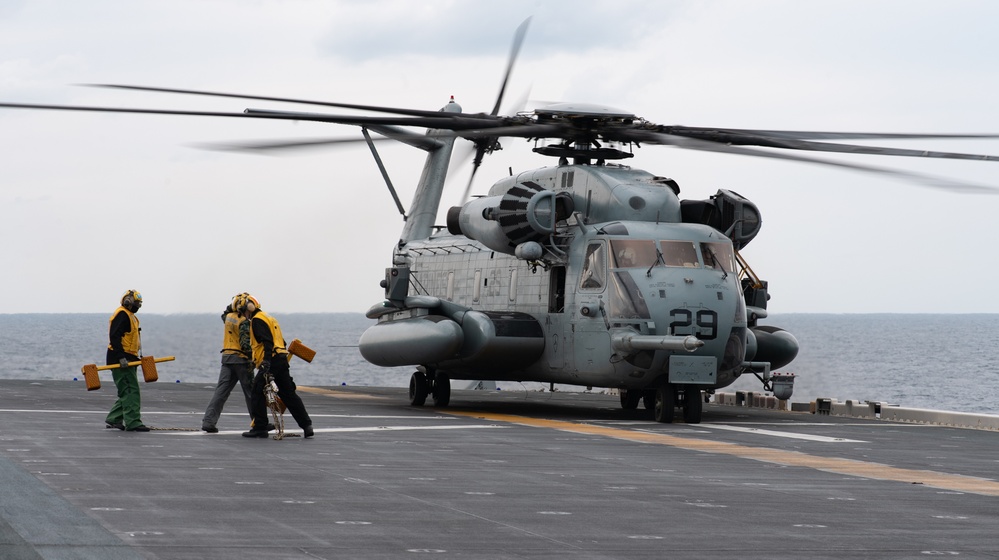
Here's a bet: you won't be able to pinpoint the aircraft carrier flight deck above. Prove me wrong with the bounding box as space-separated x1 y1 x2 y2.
1 379 997 559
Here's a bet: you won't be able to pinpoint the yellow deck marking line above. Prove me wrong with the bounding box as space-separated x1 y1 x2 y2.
298 386 389 400
447 410 999 497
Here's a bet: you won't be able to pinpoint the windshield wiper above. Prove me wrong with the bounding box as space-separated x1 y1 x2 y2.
703 246 728 279
646 248 665 277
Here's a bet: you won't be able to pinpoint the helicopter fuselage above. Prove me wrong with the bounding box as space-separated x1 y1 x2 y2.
360 164 756 394
401 219 746 392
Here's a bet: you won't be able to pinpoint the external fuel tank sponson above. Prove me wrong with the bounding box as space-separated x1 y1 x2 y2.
359 310 545 371
744 326 799 370
437 310 545 372
359 315 463 367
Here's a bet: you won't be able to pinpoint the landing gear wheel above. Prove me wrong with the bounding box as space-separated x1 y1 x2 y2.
682 386 702 424
409 371 428 406
620 389 641 410
654 384 676 423
432 372 451 407
643 390 655 411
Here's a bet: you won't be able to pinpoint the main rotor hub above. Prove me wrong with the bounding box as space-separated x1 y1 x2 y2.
533 102 636 122
533 144 634 161
530 103 640 163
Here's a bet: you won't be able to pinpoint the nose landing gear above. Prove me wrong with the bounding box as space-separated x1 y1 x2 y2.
651 383 702 424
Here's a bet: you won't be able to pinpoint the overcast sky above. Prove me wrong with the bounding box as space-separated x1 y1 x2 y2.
2 0 998 314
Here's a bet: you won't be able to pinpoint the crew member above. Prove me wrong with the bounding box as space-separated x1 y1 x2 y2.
201 293 255 433
105 290 150 432
237 294 314 438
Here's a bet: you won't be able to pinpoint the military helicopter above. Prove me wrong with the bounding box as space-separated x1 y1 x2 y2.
2 20 998 423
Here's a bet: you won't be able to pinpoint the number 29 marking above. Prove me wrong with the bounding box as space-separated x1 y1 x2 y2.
669 309 718 340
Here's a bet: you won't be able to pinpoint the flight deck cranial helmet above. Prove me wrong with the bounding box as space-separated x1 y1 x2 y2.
121 290 142 312
234 293 259 315
231 292 247 313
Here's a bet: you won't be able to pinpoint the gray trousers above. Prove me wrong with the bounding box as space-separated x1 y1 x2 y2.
201 354 253 429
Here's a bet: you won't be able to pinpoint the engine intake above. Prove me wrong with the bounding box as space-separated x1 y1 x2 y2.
447 181 573 255
680 189 761 250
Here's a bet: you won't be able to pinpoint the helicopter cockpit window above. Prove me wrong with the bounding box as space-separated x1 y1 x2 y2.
701 241 736 273
608 271 651 319
610 239 657 268
659 240 700 267
579 242 606 290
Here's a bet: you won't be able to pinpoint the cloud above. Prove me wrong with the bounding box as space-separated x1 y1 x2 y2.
315 0 687 62
1 0 998 313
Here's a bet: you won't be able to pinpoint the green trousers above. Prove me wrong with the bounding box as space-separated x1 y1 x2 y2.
105 367 143 429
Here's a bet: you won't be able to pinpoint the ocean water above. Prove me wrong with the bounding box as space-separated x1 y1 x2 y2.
2 313 411 389
3 313 997 414
725 314 999 415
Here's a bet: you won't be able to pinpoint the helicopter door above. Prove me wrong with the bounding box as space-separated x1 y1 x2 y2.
548 266 565 313
546 266 566 370
576 241 609 372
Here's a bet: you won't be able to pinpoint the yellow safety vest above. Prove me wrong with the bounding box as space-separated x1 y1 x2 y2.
221 312 248 357
250 311 288 366
107 306 140 356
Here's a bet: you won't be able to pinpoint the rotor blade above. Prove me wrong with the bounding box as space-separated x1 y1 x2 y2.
195 123 449 153
193 124 553 155
194 136 392 153
459 164 480 205
491 17 531 116
450 125 551 204
451 122 560 202
364 124 450 151
196 123 451 154
639 131 999 194
241 108 505 129
663 125 999 141
0 101 305 120
441 140 476 206
663 128 999 162
451 140 476 166
763 137 999 161
0 102 507 130
453 123 563 140
459 144 488 204
84 83 467 119
0 99 544 138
